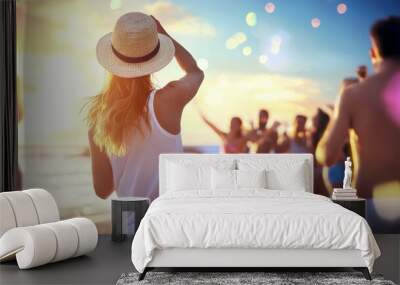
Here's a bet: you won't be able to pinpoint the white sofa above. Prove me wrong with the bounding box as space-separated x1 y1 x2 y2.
0 189 98 269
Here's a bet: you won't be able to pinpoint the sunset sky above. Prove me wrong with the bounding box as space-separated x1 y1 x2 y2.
17 0 400 146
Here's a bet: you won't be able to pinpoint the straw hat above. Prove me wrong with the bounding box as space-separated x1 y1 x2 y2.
96 12 175 78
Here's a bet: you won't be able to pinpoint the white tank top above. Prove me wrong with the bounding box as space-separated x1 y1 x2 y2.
109 89 183 201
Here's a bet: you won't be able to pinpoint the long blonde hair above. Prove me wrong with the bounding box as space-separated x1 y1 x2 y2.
86 74 153 156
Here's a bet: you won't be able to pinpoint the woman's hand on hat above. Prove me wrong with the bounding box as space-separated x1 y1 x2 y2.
151 16 168 36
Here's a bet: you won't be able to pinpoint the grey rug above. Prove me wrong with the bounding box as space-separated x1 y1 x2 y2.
116 272 396 285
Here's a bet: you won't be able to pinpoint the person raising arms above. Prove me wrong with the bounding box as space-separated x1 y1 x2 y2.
201 114 249 153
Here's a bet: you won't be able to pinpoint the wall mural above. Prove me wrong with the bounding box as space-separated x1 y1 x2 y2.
16 0 400 233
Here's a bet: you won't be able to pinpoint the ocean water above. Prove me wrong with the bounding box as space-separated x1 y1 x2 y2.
19 145 220 233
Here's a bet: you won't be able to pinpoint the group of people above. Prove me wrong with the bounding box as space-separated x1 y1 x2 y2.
87 13 400 232
200 17 400 206
199 64 371 197
201 107 334 195
201 110 315 155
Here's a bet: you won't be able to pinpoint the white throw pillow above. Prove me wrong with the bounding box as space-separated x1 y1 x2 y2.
236 169 267 189
238 159 308 191
266 167 307 191
167 162 210 191
211 168 236 190
166 159 236 191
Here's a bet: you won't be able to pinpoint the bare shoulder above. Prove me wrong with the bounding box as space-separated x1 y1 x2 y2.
354 73 385 99
340 83 357 105
341 73 389 114
157 71 204 106
155 82 180 107
343 75 372 99
153 85 174 109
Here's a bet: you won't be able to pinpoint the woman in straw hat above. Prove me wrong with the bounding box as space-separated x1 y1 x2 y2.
86 12 204 201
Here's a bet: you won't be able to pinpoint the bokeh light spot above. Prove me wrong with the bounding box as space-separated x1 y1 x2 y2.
265 2 276 14
373 181 400 222
270 45 280 54
110 0 122 10
246 12 257 27
225 32 247 50
242 46 252 56
259 54 269 64
337 3 347 14
197 58 209 71
270 35 282 54
311 18 321 28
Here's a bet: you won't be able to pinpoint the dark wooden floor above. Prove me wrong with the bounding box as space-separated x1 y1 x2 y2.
0 235 133 285
1 234 398 284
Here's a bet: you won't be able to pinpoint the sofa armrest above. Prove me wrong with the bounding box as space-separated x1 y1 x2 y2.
0 217 98 269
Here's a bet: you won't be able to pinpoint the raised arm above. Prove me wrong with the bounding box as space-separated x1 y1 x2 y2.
316 89 352 166
152 16 204 107
201 114 227 139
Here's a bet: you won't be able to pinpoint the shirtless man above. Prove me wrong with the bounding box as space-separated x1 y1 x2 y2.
316 16 400 199
248 109 279 153
247 109 269 142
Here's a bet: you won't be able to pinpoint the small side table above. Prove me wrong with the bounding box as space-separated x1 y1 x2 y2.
112 197 150 242
332 198 366 218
